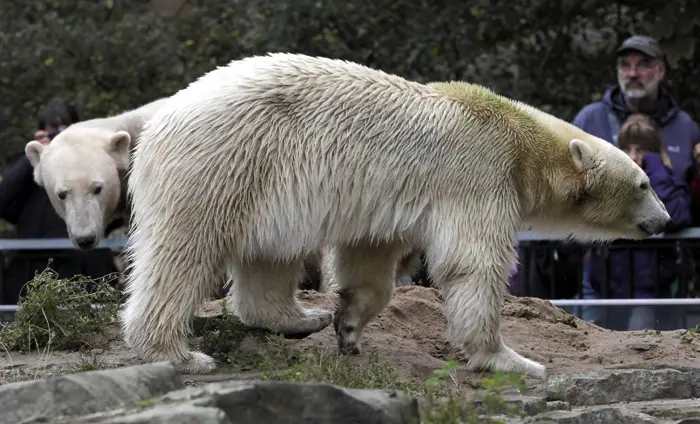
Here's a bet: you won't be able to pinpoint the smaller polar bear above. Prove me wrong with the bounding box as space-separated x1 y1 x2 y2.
24 97 169 251
120 53 670 378
314 246 425 292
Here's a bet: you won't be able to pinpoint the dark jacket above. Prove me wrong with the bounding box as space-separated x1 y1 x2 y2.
572 84 698 299
588 153 692 298
572 85 700 181
0 154 118 304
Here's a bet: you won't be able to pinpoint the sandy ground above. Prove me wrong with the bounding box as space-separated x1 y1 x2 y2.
1 286 699 387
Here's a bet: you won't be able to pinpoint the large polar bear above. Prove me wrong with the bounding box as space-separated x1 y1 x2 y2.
24 97 170 251
120 53 670 377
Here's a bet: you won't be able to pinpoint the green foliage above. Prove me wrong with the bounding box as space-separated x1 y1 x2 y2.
255 344 529 423
422 361 528 424
0 264 121 352
1 0 699 172
68 350 109 373
680 324 699 344
197 298 273 366
255 335 420 393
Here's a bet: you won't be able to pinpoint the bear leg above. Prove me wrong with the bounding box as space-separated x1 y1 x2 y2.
330 240 410 355
119 244 225 375
427 239 547 379
226 257 333 337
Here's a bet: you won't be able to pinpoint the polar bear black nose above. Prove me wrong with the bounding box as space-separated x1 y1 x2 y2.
76 235 97 249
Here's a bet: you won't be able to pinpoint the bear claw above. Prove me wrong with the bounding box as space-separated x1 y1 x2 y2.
336 328 362 355
176 351 217 375
338 343 362 355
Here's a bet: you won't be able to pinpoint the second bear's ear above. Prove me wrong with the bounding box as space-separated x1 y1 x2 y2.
108 131 131 156
25 140 45 167
569 138 595 171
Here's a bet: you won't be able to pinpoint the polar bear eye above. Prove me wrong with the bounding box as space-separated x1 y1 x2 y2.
93 185 103 195
639 182 649 190
57 191 67 201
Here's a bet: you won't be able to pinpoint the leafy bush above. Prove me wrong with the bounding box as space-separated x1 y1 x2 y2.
0 264 121 352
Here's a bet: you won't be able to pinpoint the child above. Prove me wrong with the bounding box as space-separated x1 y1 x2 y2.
588 113 692 330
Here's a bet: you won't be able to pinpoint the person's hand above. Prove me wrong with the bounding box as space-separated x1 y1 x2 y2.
34 130 51 145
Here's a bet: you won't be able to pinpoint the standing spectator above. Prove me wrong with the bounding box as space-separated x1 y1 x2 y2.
0 98 119 304
573 35 700 177
588 114 692 330
568 35 700 327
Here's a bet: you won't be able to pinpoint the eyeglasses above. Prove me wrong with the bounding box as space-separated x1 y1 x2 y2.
617 58 657 73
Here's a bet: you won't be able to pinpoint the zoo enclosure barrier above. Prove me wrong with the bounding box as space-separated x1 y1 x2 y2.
1 231 700 330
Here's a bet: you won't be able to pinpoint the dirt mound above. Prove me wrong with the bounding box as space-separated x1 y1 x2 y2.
284 286 700 382
2 286 699 387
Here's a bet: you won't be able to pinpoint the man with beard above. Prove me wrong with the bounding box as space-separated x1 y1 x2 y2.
572 35 700 179
565 35 700 329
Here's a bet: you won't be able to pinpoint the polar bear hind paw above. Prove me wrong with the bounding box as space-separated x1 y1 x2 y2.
277 308 333 339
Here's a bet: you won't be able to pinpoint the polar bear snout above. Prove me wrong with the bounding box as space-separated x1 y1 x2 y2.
70 228 100 251
74 234 98 250
640 211 671 236
636 221 665 237
634 191 671 237
65 200 105 251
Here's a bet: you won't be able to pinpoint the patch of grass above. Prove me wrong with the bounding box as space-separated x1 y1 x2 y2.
680 324 699 344
249 336 527 423
421 361 529 424
197 298 275 367
0 264 121 353
68 351 109 373
644 328 662 336
255 335 420 393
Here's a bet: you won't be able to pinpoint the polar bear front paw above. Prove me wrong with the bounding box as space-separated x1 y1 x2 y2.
467 345 547 379
280 308 333 339
336 333 362 355
175 351 217 374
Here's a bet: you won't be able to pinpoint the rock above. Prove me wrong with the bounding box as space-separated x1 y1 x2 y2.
546 368 692 406
471 393 547 417
545 401 571 412
159 379 420 424
4 361 700 424
630 399 700 421
2 363 420 424
525 406 660 423
63 403 232 424
627 342 653 351
612 363 700 398
0 361 183 424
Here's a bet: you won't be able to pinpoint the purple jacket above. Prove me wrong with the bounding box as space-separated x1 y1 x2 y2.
572 85 700 181
573 85 699 298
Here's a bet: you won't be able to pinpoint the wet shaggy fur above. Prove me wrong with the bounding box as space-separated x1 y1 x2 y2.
24 97 170 251
120 53 670 377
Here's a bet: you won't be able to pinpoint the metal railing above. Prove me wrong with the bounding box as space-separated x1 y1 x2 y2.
1 230 700 328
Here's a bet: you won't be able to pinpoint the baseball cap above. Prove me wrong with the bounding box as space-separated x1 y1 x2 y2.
617 35 665 60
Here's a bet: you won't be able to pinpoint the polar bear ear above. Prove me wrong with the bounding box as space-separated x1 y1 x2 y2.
569 138 595 171
25 140 45 168
108 131 132 156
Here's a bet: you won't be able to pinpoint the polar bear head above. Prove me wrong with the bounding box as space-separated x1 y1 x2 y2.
524 130 671 243
25 127 131 250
